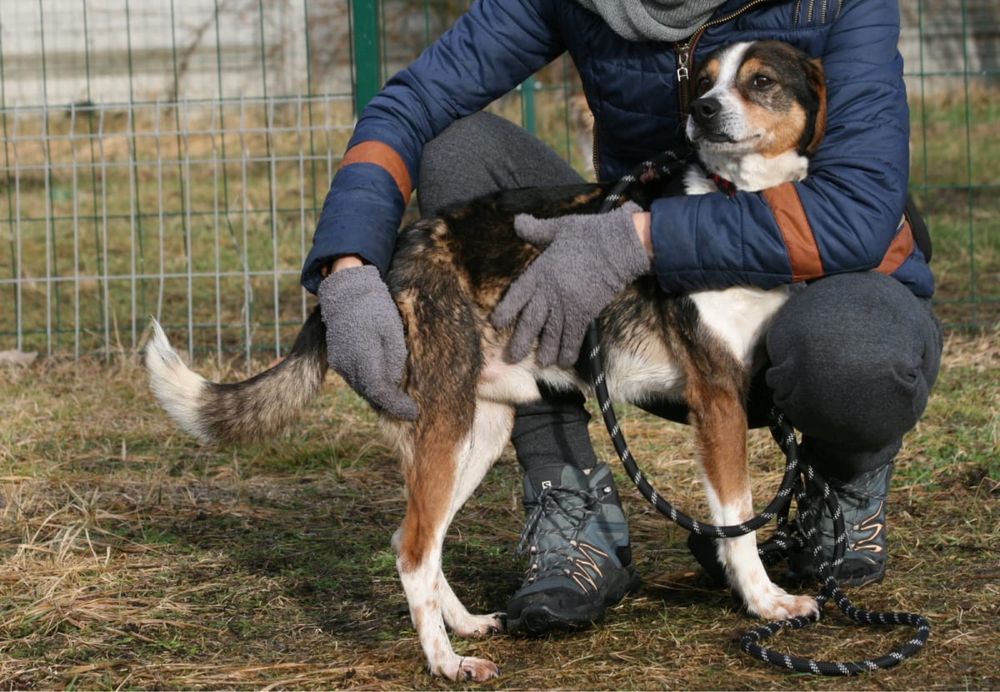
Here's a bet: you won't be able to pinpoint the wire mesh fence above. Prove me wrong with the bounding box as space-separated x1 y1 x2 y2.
1 0 998 362
1 0 359 363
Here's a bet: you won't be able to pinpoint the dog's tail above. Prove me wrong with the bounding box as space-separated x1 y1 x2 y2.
145 309 328 444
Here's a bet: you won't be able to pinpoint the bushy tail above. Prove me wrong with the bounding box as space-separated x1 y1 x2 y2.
145 309 328 444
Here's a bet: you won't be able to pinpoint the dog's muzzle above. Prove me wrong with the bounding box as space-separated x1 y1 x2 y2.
689 97 738 143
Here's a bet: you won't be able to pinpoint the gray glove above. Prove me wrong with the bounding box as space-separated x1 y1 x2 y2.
491 201 651 368
318 266 419 421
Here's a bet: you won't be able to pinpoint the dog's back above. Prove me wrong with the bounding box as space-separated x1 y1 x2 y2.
145 181 634 447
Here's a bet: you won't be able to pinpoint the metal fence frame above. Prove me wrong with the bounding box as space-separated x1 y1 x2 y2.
1 0 997 363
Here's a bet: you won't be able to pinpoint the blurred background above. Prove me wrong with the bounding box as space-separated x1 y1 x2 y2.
1 0 997 363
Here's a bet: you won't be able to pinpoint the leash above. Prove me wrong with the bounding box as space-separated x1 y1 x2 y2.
584 148 930 675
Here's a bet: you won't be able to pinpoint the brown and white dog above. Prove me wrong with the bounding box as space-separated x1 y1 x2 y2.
146 40 827 681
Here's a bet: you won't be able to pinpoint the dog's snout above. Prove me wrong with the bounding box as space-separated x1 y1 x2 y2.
691 97 722 126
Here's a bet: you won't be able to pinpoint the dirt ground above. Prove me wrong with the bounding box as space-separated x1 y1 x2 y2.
0 330 996 689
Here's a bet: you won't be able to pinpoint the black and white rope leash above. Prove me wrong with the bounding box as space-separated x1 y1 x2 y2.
584 148 931 675
740 412 931 674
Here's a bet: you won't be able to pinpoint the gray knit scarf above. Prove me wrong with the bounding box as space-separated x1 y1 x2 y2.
575 0 731 42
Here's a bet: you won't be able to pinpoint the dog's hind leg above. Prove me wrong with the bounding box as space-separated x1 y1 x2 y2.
395 409 502 682
685 371 818 621
435 399 514 638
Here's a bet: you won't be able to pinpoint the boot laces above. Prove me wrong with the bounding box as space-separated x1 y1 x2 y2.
516 486 608 591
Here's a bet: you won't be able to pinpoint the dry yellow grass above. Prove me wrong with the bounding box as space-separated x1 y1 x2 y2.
0 331 997 689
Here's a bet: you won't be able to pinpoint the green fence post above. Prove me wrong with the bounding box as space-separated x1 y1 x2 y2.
521 76 537 134
352 0 382 115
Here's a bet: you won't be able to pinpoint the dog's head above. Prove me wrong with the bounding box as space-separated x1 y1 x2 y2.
685 41 827 161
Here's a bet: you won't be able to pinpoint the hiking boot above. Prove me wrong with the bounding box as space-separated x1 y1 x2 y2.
507 462 638 634
788 463 893 587
687 464 892 590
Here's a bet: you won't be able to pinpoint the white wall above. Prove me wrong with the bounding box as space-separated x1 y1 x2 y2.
0 0 352 107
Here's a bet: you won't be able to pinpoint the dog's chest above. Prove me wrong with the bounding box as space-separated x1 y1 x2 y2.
678 163 792 367
683 167 723 196
689 287 789 368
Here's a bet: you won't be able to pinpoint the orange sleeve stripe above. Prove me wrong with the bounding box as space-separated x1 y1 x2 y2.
762 182 824 282
875 218 915 275
341 141 413 203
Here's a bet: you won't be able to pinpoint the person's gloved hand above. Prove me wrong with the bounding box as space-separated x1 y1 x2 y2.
491 201 651 368
318 265 419 421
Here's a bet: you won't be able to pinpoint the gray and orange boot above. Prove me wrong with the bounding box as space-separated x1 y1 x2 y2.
507 462 638 634
788 463 893 587
687 463 893 590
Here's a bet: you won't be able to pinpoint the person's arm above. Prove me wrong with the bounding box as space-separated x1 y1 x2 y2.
301 0 565 292
647 0 918 294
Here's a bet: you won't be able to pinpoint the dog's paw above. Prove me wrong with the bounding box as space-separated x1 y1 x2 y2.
744 583 819 621
451 612 505 638
439 656 501 682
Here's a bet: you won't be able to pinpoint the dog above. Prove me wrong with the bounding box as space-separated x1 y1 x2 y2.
146 40 827 682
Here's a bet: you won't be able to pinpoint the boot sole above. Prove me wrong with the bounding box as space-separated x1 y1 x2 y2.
508 565 639 635
786 563 886 589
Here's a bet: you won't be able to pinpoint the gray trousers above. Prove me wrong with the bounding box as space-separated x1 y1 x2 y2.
417 113 942 481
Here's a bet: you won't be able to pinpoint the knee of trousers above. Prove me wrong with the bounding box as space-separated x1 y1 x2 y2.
764 273 942 454
417 112 582 217
418 113 523 216
419 113 503 178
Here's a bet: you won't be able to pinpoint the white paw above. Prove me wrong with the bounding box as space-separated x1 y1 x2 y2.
437 655 501 682
451 612 505 638
744 583 819 621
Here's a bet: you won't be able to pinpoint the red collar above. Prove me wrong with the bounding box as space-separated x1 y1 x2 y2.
709 172 738 197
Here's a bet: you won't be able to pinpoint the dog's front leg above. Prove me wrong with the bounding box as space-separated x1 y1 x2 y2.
688 380 818 621
704 485 819 621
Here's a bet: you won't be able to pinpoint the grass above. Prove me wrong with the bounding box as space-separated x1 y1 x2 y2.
0 96 356 357
2 85 998 357
0 330 997 689
908 84 1000 329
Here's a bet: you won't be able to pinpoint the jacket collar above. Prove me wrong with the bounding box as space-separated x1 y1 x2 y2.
708 0 795 25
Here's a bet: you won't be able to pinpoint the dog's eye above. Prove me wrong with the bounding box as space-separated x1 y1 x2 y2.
751 74 774 89
696 76 712 95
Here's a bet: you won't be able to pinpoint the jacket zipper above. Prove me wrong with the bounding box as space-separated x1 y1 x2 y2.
675 0 780 116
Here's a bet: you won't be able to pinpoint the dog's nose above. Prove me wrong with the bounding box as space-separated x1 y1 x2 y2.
691 97 722 126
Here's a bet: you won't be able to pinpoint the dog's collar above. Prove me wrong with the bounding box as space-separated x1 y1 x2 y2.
708 172 738 197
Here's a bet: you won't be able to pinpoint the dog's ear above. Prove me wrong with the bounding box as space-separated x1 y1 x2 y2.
802 57 827 155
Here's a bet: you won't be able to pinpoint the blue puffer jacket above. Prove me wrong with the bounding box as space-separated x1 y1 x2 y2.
301 0 933 299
